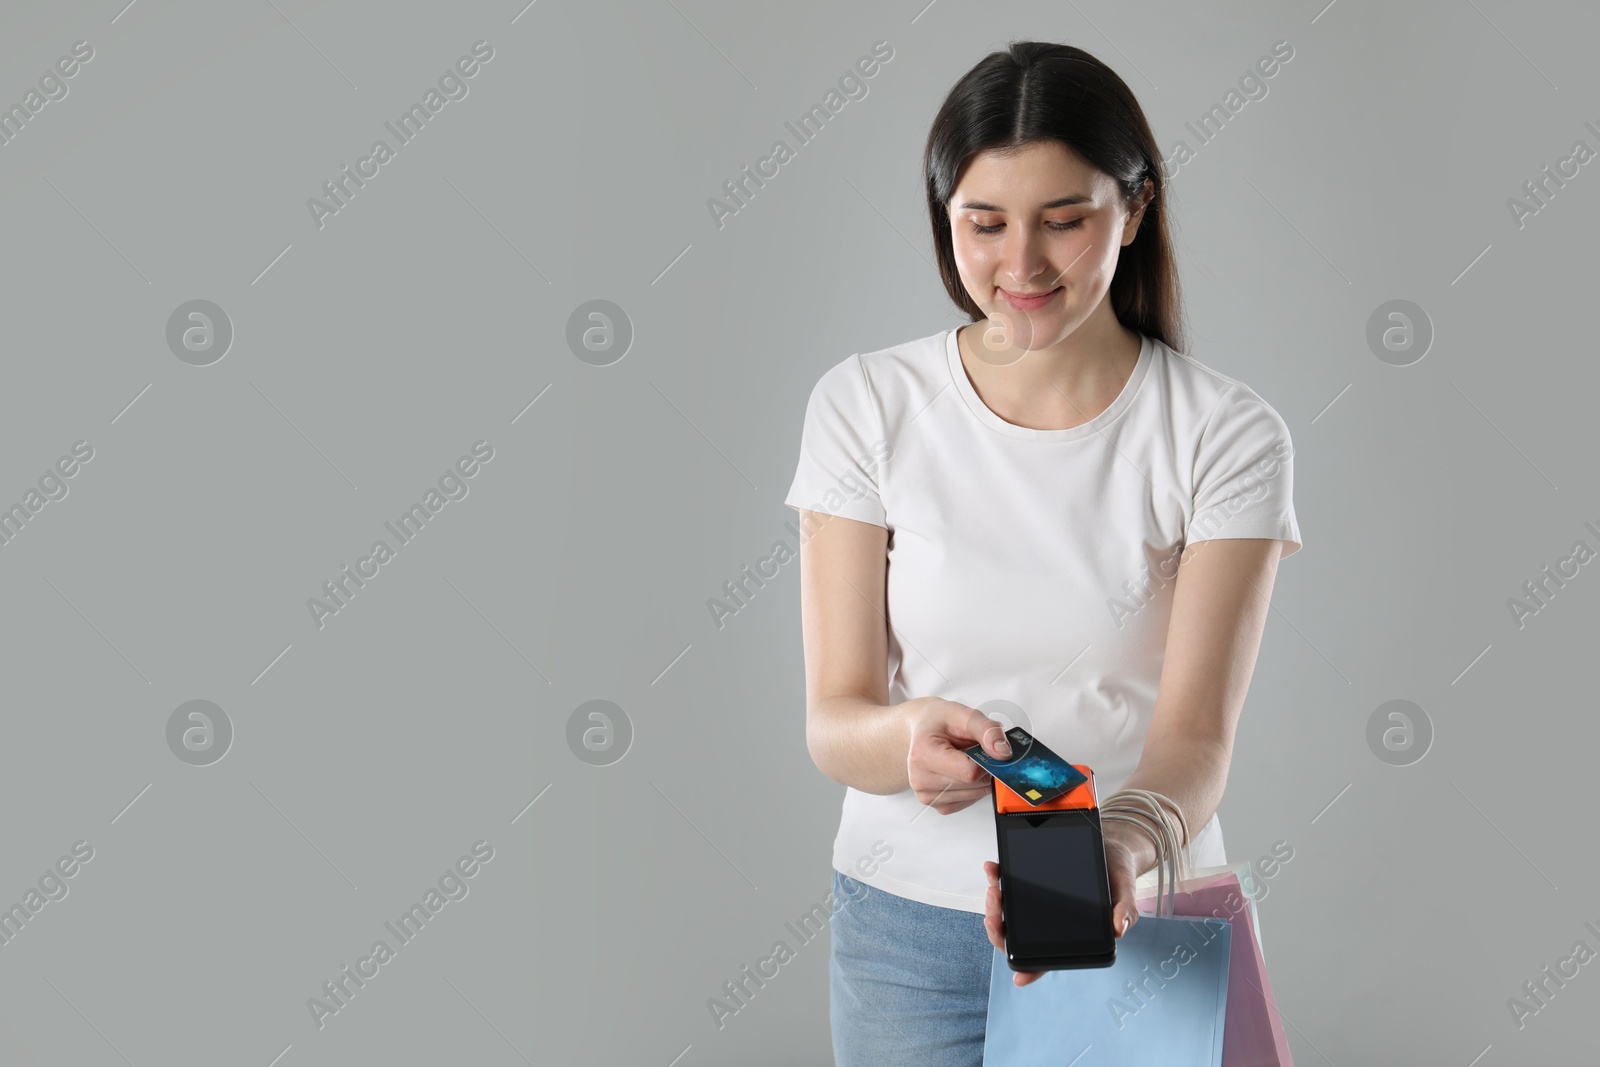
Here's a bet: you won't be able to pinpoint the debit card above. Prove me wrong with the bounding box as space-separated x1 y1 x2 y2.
965 726 1088 806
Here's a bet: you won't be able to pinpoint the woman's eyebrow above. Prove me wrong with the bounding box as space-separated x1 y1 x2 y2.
957 195 1093 211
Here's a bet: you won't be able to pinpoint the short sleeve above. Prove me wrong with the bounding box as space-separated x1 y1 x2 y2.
1185 385 1302 559
783 355 891 529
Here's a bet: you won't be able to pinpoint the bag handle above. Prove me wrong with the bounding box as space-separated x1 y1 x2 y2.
1100 789 1192 919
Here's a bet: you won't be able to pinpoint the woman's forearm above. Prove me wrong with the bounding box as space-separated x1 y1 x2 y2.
806 694 916 796
1113 731 1232 877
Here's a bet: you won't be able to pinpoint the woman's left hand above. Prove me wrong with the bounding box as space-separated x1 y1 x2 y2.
982 821 1147 988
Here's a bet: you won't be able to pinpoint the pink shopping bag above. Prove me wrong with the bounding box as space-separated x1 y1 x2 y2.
1135 865 1294 1067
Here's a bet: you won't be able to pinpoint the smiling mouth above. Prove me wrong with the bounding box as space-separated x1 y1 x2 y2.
998 286 1062 307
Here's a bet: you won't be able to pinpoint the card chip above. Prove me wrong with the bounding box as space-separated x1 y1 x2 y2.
1025 789 1042 800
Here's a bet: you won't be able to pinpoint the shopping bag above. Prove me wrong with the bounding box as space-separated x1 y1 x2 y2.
981 912 1231 1066
1135 865 1294 1067
1137 862 1265 956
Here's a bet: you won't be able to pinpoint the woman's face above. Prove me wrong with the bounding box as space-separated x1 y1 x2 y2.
947 139 1148 360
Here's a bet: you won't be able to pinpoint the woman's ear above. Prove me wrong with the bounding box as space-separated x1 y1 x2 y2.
1122 178 1155 246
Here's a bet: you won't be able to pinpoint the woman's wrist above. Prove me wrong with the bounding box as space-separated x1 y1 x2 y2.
1101 787 1193 897
1104 818 1158 877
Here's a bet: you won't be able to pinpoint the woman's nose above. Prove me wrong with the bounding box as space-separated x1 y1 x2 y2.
1001 230 1049 286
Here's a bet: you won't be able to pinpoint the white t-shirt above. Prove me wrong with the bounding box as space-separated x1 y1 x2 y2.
784 324 1302 914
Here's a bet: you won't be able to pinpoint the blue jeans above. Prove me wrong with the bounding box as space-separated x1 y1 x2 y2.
828 869 993 1066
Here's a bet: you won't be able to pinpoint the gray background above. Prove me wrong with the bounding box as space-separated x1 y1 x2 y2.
0 0 1594 1063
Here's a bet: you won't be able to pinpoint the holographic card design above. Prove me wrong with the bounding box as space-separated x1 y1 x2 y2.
965 727 1088 806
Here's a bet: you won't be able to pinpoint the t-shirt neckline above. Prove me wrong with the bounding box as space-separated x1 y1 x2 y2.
945 325 1152 441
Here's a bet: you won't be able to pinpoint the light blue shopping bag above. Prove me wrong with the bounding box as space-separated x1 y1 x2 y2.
982 913 1232 1066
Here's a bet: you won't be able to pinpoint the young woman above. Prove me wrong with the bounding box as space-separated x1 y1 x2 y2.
783 41 1303 1065
784 37 1299 1062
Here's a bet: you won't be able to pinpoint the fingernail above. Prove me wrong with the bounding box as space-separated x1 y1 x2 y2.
996 739 1012 756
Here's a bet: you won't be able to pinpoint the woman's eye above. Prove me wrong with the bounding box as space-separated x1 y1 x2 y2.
969 219 1083 235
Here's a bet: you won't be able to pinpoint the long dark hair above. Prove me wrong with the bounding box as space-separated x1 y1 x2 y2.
924 41 1185 354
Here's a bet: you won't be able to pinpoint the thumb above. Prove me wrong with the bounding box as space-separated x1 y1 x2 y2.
1108 869 1138 937
976 717 1013 759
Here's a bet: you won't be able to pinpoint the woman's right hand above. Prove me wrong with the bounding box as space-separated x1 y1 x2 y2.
904 698 1014 814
